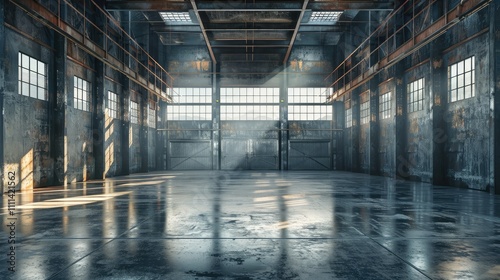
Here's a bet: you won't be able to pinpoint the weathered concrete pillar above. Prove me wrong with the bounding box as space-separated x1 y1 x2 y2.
369 77 380 176
52 33 67 185
430 35 447 185
394 62 408 179
332 101 345 170
140 90 149 172
120 77 130 176
492 0 500 194
280 65 288 170
157 99 167 170
93 60 105 179
212 63 221 170
351 91 360 172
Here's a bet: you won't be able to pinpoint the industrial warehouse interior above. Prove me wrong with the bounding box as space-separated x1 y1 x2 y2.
1 0 500 279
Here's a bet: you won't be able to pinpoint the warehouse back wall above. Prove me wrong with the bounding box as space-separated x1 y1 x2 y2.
0 0 499 195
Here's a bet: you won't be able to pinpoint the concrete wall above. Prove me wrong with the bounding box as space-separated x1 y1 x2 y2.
103 67 123 178
405 61 433 182
3 8 55 190
338 4 495 192
65 49 95 183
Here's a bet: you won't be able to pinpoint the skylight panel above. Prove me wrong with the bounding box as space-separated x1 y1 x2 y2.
159 12 192 23
310 11 343 22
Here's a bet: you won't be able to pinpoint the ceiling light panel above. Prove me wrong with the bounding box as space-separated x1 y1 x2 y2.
159 12 192 22
309 11 343 22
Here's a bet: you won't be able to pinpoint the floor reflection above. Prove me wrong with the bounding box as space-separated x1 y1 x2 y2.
0 171 498 279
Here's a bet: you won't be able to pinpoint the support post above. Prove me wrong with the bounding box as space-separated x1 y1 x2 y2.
52 33 67 185
395 61 408 179
492 0 500 194
93 60 105 179
280 65 288 170
212 63 221 170
430 35 447 185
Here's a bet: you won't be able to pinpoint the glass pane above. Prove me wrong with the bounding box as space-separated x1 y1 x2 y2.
30 71 37 86
457 61 464 74
21 68 29 83
464 85 472 99
38 86 46 100
457 87 464 100
457 74 464 88
465 57 472 72
30 84 37 98
38 61 45 76
22 54 30 68
30 57 37 72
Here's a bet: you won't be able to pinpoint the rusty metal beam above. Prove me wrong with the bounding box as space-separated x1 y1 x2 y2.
105 0 187 11
190 0 217 64
284 0 309 64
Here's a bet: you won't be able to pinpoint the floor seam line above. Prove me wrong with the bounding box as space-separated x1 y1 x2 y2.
45 212 163 280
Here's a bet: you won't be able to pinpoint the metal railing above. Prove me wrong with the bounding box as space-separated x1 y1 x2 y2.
325 0 490 102
10 0 174 101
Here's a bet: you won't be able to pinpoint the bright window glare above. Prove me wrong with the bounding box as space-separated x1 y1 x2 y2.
310 11 343 22
159 12 192 22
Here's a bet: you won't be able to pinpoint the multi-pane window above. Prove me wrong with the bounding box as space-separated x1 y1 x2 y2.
360 92 370 125
74 76 91 111
288 88 333 121
168 88 212 120
130 101 139 124
288 106 332 121
107 91 119 119
18 52 47 100
220 88 279 120
221 105 279 121
148 101 156 128
407 78 425 113
167 105 211 121
172 87 212 103
448 56 475 102
345 108 352 128
379 92 392 120
288 88 331 103
221 88 279 103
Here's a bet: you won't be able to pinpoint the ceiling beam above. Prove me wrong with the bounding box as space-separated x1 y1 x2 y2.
307 1 394 10
105 0 187 11
283 0 309 64
190 0 216 64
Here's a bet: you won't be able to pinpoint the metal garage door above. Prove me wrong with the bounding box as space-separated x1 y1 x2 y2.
168 140 212 170
289 140 331 170
221 121 279 170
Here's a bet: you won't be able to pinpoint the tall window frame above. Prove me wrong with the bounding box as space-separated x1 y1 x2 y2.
360 92 370 125
74 76 91 112
107 91 119 119
448 56 475 102
18 52 47 101
379 92 392 120
407 78 425 113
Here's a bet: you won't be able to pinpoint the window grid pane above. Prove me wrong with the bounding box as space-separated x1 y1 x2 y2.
448 56 475 103
107 91 119 119
288 88 331 103
18 53 47 101
379 92 392 120
73 76 91 112
360 98 370 124
220 105 279 121
148 102 156 128
221 88 279 103
130 101 139 124
168 88 212 120
345 108 352 128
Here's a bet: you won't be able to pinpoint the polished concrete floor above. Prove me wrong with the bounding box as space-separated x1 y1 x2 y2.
1 171 500 279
